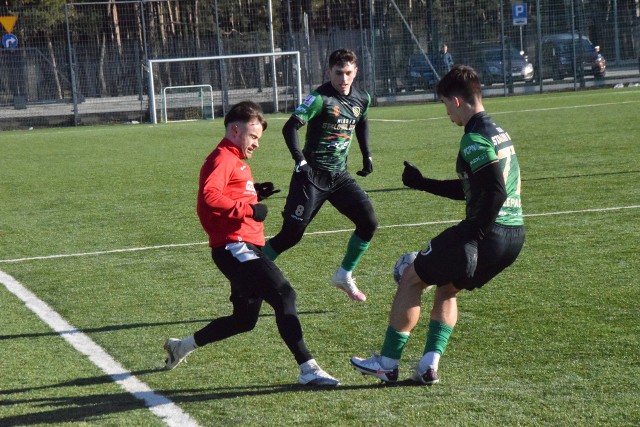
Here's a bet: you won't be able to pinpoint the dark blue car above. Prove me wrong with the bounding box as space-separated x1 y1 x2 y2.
405 54 439 91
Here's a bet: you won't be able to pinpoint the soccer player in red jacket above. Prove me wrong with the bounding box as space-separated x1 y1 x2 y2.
164 101 339 386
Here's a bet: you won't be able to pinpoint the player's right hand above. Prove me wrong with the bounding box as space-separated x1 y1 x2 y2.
402 160 425 189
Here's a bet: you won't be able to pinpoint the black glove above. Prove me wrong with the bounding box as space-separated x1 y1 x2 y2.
255 182 280 201
294 160 311 174
250 203 268 222
402 160 426 189
462 240 478 279
356 156 373 177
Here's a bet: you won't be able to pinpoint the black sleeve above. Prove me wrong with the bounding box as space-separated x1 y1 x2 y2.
355 117 371 158
467 161 508 239
282 116 305 163
415 178 465 200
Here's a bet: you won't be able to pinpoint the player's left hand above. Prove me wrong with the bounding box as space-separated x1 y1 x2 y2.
357 156 373 177
254 182 281 201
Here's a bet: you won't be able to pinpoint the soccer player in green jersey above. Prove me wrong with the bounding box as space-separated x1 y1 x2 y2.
351 65 525 384
262 49 378 302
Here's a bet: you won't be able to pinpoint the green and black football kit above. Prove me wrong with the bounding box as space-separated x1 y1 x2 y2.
290 82 371 174
411 112 525 290
265 82 378 258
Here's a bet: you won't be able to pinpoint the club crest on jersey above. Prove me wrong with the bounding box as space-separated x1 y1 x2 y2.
332 105 340 116
352 106 361 117
246 181 255 192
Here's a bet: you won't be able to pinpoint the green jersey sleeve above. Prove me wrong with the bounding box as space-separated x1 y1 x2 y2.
293 92 323 124
460 133 498 172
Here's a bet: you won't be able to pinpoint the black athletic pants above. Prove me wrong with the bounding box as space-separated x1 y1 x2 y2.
193 242 313 365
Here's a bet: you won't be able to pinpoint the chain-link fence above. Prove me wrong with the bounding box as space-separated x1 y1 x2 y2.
1 0 639 130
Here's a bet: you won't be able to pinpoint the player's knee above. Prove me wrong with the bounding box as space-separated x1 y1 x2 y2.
279 283 298 315
355 206 378 241
233 314 259 333
434 283 460 300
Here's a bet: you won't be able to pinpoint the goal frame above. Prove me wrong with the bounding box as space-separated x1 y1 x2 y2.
162 84 214 123
148 51 302 125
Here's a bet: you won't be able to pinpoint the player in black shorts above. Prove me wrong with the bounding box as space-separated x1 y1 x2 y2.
262 49 378 302
351 64 525 385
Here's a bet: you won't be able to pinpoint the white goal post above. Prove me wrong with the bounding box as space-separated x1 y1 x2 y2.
147 51 303 125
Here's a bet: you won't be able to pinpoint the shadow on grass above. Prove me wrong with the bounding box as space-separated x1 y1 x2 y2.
523 169 640 181
0 369 423 425
360 169 640 196
0 310 332 341
161 379 424 403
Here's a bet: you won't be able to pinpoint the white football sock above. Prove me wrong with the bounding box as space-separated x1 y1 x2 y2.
419 351 440 372
181 335 198 353
299 359 318 372
336 267 351 278
380 355 400 370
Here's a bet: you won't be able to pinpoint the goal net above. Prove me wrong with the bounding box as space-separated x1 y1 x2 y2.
148 51 302 124
162 85 214 123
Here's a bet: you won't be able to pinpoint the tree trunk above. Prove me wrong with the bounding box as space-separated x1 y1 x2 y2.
110 1 123 95
47 36 63 99
99 31 107 95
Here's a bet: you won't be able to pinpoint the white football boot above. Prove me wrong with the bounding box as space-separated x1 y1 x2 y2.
331 269 366 302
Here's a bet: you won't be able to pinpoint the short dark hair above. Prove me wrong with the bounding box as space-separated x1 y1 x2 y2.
436 65 482 105
224 101 267 130
328 48 357 68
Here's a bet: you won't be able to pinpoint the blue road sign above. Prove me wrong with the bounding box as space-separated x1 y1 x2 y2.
513 3 527 26
2 33 18 49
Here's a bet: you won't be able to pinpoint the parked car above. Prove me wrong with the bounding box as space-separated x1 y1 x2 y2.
473 46 534 85
537 33 603 81
404 54 439 91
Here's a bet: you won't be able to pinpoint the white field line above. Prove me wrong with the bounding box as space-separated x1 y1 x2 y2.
1 205 638 264
6 94 639 136
368 99 640 122
0 270 200 427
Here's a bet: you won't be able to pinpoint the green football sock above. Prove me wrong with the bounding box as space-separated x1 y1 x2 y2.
424 319 454 356
340 233 370 271
262 241 279 261
380 325 410 360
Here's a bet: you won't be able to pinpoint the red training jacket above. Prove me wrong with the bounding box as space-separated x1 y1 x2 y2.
197 138 264 248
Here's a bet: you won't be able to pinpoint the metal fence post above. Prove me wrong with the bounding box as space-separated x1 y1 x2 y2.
64 4 79 126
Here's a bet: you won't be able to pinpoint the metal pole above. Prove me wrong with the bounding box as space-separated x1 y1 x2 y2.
369 0 377 105
214 0 228 116
358 0 367 91
64 4 79 126
613 0 621 62
139 0 149 105
268 0 279 113
304 13 311 92
519 26 523 54
536 0 542 93
500 0 507 95
570 0 577 91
